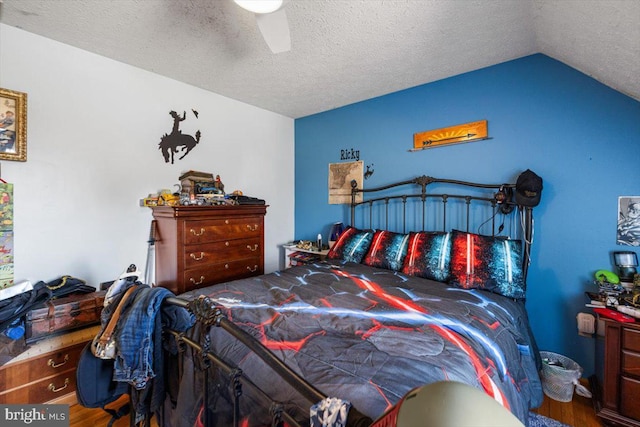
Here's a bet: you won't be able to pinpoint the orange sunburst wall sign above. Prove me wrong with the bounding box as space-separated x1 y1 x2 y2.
411 120 488 152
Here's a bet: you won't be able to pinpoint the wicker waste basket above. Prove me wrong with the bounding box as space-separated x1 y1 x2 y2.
540 351 592 402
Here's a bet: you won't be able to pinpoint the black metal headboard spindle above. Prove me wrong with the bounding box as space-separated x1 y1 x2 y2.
440 194 447 232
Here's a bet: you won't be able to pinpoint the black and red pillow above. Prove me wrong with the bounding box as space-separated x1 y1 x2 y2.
448 230 525 299
401 231 452 282
362 230 410 271
327 227 374 263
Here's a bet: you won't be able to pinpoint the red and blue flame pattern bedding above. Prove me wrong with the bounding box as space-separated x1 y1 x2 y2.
168 261 543 427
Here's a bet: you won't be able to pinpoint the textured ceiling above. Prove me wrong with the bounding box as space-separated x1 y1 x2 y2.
1 0 639 118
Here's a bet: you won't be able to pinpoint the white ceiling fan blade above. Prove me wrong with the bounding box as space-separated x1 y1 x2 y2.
255 8 291 54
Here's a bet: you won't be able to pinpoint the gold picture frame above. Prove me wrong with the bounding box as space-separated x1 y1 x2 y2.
0 88 27 162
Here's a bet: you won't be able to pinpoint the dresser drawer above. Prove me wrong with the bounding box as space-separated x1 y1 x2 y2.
0 340 87 404
623 349 640 378
184 217 262 244
183 258 262 291
624 327 640 353
0 341 86 390
184 238 261 269
0 371 77 404
620 375 640 421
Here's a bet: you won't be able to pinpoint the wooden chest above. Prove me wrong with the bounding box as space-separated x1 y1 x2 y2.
152 205 268 295
26 291 105 344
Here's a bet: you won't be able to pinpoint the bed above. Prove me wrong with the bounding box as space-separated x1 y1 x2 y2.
156 172 544 427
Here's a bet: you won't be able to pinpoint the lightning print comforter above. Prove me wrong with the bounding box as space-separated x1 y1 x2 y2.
163 262 543 427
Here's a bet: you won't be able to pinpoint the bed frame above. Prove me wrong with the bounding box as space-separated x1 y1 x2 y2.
160 173 537 427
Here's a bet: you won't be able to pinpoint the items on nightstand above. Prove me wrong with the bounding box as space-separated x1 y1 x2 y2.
593 307 636 323
613 251 638 291
593 269 624 307
588 265 640 321
282 241 329 269
329 222 344 248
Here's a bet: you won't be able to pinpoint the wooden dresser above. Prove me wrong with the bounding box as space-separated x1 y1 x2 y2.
152 204 268 295
595 318 640 426
0 325 99 405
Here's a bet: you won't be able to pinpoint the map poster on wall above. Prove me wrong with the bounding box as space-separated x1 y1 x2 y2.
329 161 363 204
0 231 14 289
0 183 13 289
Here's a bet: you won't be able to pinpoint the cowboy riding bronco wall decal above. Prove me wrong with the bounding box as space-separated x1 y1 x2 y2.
159 109 201 164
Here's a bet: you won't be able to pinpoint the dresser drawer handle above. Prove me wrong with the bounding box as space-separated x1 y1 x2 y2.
189 276 205 285
225 241 229 246
246 224 258 232
190 228 205 236
225 219 229 224
247 265 258 273
48 378 70 393
247 244 258 252
190 252 205 261
48 354 69 369
225 264 229 269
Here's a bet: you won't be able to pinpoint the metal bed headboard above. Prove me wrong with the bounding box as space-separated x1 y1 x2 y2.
349 174 534 283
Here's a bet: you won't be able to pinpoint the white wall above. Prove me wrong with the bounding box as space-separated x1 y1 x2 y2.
0 24 294 287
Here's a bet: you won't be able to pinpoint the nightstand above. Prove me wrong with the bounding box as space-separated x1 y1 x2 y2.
593 317 640 426
282 243 329 269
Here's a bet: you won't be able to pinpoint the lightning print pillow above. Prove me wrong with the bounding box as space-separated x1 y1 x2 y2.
362 230 409 271
401 232 452 282
327 227 374 264
449 230 525 299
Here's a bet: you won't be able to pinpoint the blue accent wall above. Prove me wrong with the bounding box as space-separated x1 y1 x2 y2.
294 54 640 376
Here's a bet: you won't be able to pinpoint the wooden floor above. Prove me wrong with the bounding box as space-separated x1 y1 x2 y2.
532 379 603 427
70 379 603 427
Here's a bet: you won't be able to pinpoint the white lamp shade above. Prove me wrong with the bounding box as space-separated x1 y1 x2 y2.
234 0 283 14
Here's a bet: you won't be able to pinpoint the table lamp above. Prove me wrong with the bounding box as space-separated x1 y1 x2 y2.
613 251 638 289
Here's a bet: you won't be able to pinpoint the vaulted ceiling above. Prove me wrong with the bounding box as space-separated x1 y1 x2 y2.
1 0 639 118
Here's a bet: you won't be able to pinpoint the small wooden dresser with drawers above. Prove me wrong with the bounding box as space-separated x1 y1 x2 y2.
0 325 100 405
152 204 268 295
596 318 640 426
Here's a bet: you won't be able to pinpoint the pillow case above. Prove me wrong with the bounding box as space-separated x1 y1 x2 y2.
448 230 525 299
327 227 374 263
362 230 410 271
401 232 452 282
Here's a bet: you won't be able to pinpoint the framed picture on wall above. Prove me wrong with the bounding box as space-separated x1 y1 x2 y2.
0 88 27 162
617 196 640 246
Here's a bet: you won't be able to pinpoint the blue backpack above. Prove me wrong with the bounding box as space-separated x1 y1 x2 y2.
76 342 130 426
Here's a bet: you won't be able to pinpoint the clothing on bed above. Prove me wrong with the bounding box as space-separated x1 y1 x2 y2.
163 261 543 427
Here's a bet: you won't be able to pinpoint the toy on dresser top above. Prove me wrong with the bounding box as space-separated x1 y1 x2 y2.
141 170 266 207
